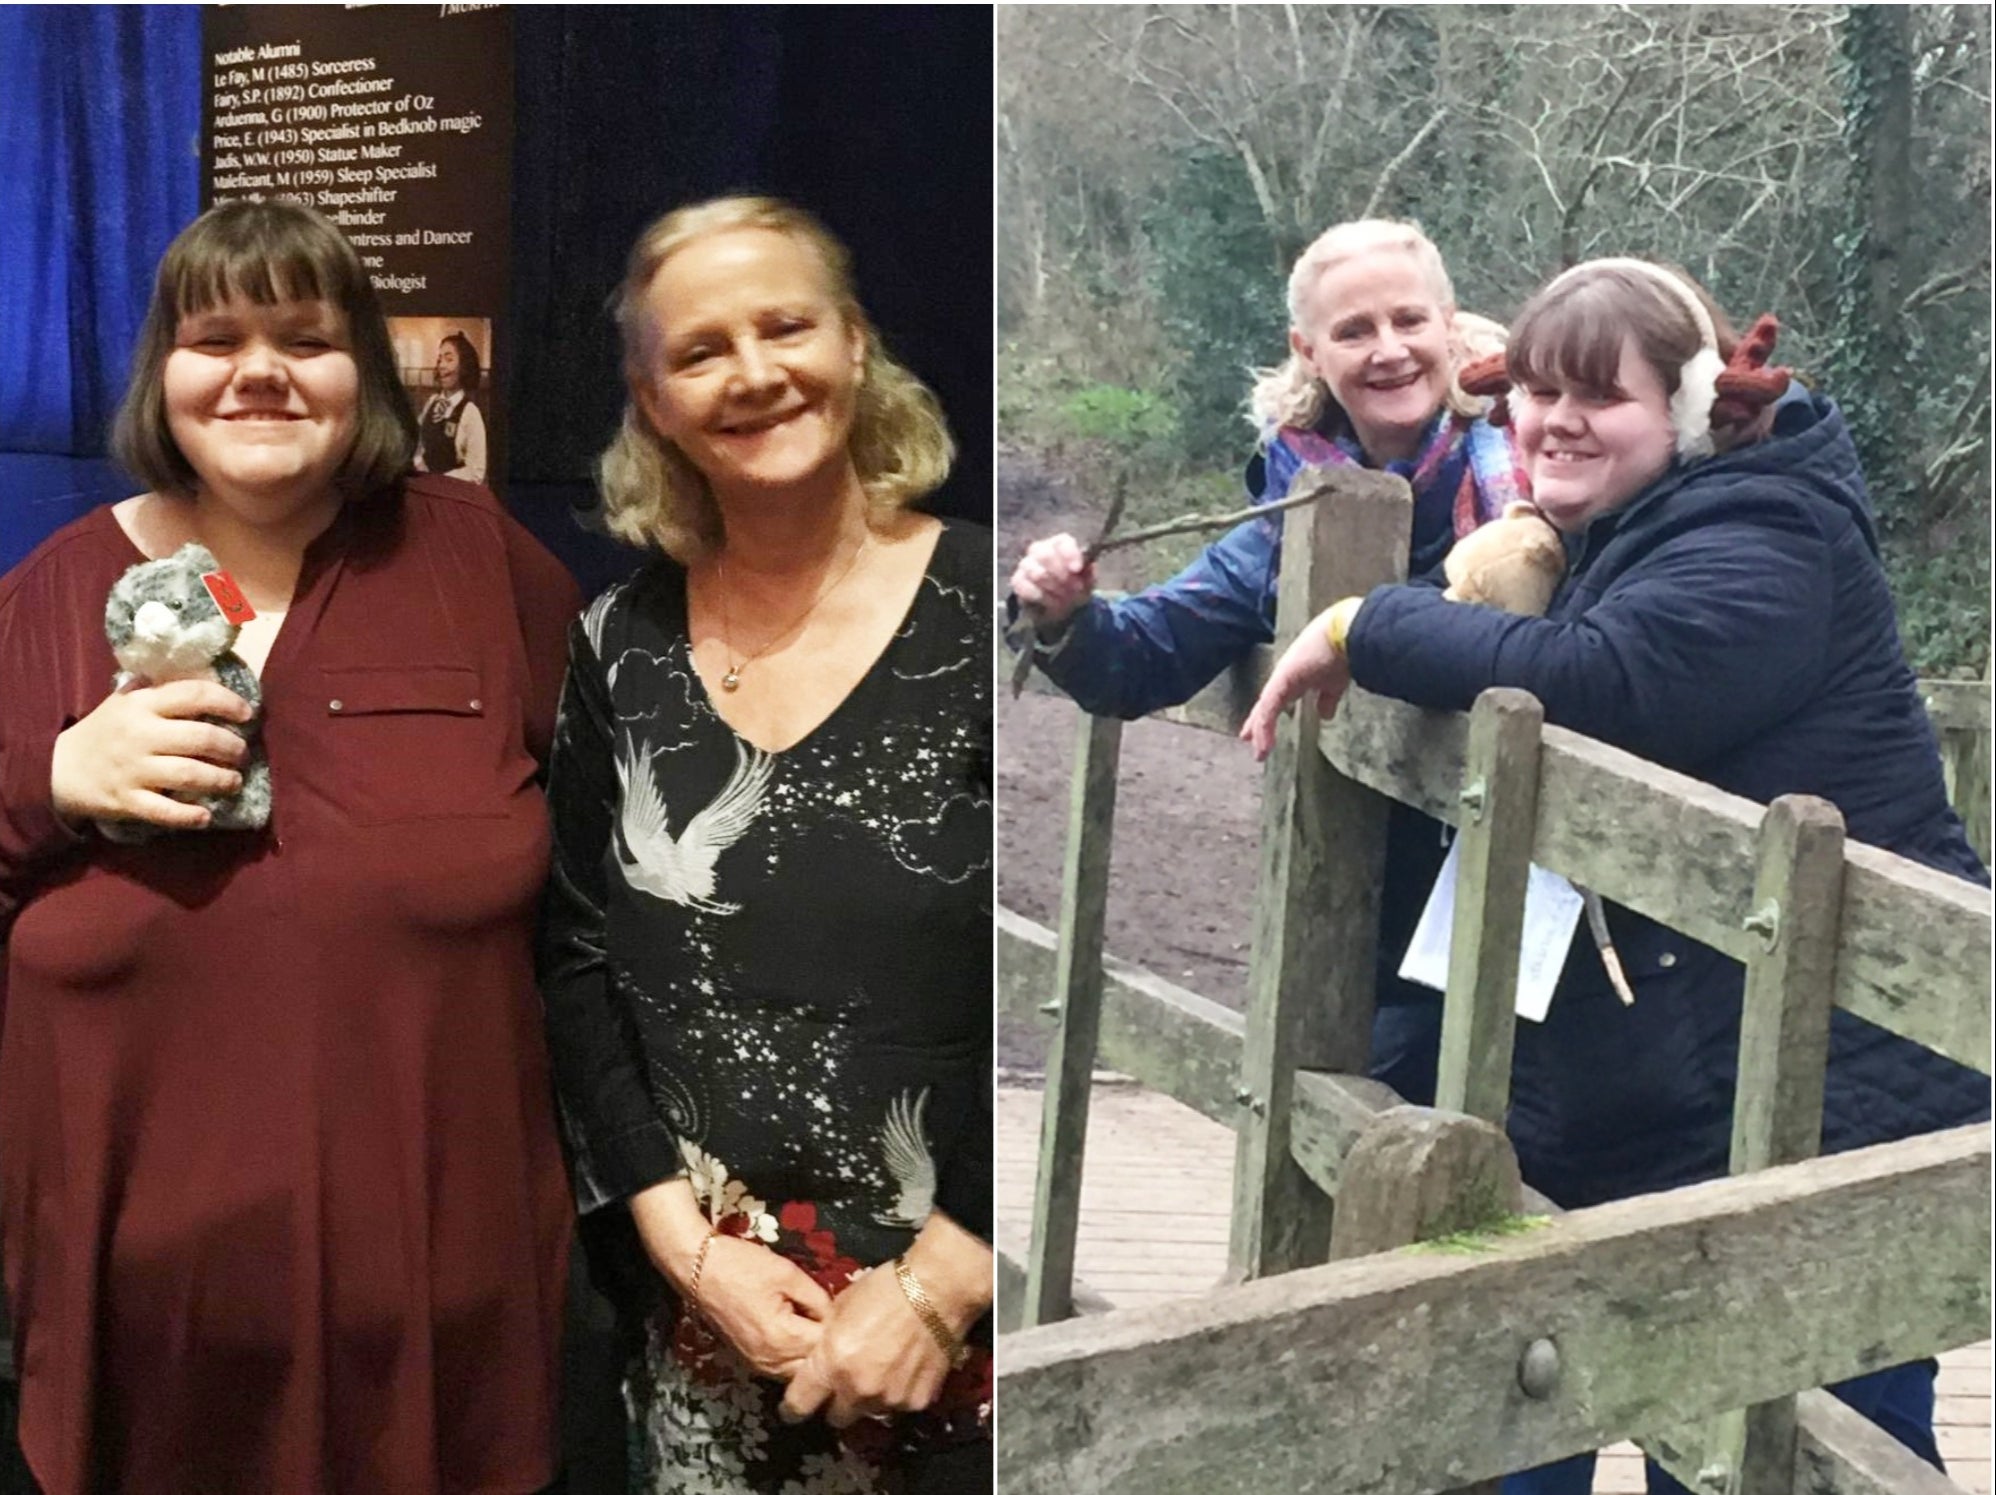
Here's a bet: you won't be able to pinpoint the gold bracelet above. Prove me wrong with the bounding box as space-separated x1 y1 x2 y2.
893 1255 968 1367
685 1229 718 1319
1321 595 1365 655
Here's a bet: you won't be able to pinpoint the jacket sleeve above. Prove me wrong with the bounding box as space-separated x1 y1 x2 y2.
1346 493 1835 772
537 615 685 1212
1007 444 1294 720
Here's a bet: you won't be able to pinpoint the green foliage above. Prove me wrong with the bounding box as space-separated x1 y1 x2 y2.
1142 150 1289 468
997 340 1089 454
1885 538 1991 681
1057 384 1177 453
999 5 1990 673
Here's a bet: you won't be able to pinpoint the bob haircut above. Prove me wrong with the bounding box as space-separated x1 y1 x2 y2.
598 195 955 563
1507 262 1740 402
439 330 483 398
1248 217 1491 435
113 199 416 499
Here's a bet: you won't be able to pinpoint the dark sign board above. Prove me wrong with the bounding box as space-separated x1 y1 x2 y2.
202 5 512 489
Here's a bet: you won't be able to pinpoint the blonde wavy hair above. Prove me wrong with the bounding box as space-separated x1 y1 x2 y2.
1247 218 1500 437
598 196 955 561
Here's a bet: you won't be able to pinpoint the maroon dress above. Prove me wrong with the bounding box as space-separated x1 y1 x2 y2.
0 476 577 1495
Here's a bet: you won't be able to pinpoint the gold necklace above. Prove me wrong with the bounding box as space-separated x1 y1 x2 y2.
717 532 871 692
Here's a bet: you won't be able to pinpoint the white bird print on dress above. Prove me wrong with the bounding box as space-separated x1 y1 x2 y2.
873 1088 937 1228
614 735 773 914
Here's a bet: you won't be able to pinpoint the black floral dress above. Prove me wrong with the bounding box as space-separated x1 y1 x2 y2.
540 521 993 1495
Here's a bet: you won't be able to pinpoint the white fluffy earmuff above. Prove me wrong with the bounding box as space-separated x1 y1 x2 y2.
1543 257 1724 460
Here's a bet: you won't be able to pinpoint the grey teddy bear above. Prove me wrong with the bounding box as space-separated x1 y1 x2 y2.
100 542 273 840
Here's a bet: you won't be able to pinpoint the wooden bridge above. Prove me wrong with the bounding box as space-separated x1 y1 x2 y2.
995 470 1993 1495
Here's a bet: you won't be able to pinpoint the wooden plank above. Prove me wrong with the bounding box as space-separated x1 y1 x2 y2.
1024 713 1123 1326
1792 1387 1968 1495
998 910 1251 1128
1435 689 1543 1125
1920 680 1991 735
1836 844 1991 1075
1319 687 1471 826
1230 468 1411 1278
997 1125 1992 1495
998 909 1560 1214
1323 700 1993 1074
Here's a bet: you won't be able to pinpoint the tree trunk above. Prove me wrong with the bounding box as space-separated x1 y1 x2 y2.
1831 5 1920 526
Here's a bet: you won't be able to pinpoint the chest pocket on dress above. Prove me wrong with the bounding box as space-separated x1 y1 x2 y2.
318 664 513 825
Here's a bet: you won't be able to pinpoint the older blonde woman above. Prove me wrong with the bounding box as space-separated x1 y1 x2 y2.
1008 218 1521 1111
539 196 992 1494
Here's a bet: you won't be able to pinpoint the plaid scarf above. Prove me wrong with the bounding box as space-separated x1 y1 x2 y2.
1279 411 1529 543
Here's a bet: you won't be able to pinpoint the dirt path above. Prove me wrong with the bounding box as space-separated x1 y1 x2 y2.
996 447 1264 1069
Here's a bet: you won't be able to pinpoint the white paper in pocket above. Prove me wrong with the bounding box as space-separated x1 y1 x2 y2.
1398 837 1586 1023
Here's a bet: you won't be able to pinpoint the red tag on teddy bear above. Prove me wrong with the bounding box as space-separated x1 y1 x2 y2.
201 571 256 625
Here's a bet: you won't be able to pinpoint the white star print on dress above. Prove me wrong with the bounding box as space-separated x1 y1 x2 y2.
615 734 773 914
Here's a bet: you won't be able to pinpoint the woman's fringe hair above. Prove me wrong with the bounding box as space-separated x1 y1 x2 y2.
1246 218 1500 438
596 196 955 562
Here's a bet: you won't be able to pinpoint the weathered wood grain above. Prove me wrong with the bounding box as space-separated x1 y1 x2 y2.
1836 843 1991 1074
998 1216 1114 1335
1732 795 1846 1174
999 910 1250 1127
1319 687 1471 825
1318 697 1993 1074
1328 1108 1527 1495
997 1125 1992 1495
1436 689 1543 1124
1328 1107 1524 1263
1025 713 1123 1327
1920 680 1991 734
1793 1386 1969 1495
1001 908 1557 1218
1231 468 1411 1277
1716 796 1847 1495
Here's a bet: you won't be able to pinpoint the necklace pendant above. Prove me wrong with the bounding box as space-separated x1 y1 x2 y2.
721 668 741 692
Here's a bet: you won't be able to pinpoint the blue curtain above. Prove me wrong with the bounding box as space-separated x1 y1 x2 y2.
0 6 992 581
0 5 200 450
0 5 200 568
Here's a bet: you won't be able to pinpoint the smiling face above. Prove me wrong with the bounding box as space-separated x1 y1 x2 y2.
435 340 461 391
162 297 360 518
1290 245 1455 461
1513 337 1677 533
631 227 866 499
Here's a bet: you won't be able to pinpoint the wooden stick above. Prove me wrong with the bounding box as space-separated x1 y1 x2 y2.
1089 478 1332 558
1009 471 1339 699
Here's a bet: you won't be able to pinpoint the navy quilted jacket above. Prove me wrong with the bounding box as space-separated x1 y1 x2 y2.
1347 388 1991 1207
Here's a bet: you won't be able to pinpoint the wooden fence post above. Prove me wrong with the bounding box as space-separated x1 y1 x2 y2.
1023 712 1123 1326
1639 794 1848 1494
1331 1106 1526 1495
1435 688 1545 1125
1229 467 1411 1279
1734 794 1847 1495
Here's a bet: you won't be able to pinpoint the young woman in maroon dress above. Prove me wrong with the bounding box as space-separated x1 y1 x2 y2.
0 201 576 1494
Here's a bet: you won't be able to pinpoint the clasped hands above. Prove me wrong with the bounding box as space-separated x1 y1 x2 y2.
631 1178 987 1430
